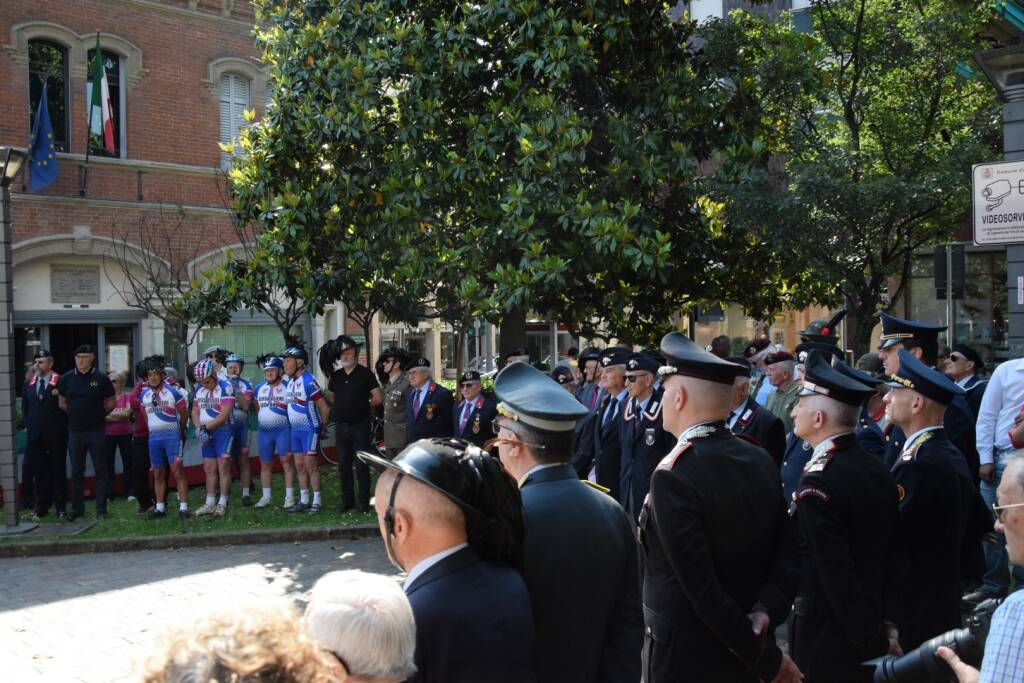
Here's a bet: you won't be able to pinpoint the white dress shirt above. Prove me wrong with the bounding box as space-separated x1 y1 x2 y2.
977 359 1024 465
955 374 976 388
403 542 469 592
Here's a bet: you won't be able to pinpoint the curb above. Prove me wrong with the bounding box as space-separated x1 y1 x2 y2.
0 524 381 559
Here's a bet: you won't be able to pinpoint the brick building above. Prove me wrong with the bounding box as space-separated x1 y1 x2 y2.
0 0 295 380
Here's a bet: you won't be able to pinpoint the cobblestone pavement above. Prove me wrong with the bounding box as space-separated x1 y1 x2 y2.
0 538 396 682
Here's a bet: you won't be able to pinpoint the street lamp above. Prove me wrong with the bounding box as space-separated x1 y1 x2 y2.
0 147 35 534
974 44 1024 355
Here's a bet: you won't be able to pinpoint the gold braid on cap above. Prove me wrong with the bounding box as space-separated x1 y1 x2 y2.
889 374 915 389
879 332 915 341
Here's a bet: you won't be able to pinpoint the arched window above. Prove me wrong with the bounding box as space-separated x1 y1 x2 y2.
28 39 69 152
219 73 251 167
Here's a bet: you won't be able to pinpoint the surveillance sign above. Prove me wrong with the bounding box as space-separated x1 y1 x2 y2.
973 160 1024 245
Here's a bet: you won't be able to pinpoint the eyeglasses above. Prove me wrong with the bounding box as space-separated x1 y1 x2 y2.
489 421 547 450
993 501 1024 523
948 353 964 362
624 373 651 383
460 382 478 388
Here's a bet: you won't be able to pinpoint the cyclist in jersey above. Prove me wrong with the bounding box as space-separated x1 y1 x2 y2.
225 353 255 507
140 361 189 520
254 356 293 509
192 359 235 518
283 346 329 514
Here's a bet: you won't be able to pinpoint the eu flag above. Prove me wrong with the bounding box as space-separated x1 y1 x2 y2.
28 86 59 192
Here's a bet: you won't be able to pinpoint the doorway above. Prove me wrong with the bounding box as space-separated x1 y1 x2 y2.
49 324 98 374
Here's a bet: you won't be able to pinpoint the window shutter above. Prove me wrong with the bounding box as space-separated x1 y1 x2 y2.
219 73 251 166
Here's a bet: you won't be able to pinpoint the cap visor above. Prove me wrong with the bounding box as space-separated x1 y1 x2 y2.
877 338 901 350
356 450 397 472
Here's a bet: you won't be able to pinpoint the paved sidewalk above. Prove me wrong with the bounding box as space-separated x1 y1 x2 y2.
0 538 395 682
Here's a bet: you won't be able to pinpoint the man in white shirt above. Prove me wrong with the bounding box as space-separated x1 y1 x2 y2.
972 357 1024 603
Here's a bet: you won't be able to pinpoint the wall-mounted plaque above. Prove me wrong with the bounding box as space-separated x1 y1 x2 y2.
51 265 101 304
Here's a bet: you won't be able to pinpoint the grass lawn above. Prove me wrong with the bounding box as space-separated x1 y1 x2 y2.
5 466 378 544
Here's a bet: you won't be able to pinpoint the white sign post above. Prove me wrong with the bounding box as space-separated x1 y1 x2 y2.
972 160 1024 245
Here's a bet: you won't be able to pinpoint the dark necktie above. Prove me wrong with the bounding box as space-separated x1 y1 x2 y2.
460 403 473 432
588 388 599 411
412 389 422 417
603 398 619 429
37 377 45 399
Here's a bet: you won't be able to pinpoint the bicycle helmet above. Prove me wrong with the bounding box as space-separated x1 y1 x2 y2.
283 346 308 362
263 356 284 370
193 358 216 382
225 353 245 368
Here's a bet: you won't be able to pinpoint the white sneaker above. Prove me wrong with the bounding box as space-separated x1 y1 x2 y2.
211 504 227 518
127 495 137 502
254 495 272 509
282 497 295 509
194 502 216 516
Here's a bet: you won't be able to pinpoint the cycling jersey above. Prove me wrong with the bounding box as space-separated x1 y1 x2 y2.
194 378 235 432
139 384 186 441
227 376 254 425
285 371 324 432
255 380 290 431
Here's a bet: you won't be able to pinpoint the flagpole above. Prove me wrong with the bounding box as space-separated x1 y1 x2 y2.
80 32 99 197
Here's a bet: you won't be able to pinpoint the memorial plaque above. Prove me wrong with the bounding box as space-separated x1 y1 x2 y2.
51 265 101 304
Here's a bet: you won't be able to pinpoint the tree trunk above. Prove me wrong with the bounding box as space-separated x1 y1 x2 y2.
361 317 373 370
499 306 528 365
844 302 878 361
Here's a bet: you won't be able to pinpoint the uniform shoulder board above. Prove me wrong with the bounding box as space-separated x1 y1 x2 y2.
794 484 831 503
657 442 692 470
582 480 611 495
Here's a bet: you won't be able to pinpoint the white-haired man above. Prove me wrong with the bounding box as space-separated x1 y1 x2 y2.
305 570 417 683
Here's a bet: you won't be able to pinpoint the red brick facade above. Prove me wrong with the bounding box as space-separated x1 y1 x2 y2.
1 0 263 258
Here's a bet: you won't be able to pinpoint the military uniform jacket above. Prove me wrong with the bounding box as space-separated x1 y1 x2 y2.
766 382 800 435
963 376 987 426
891 428 987 649
405 545 536 683
573 392 624 501
406 382 454 441
855 407 886 460
618 388 671 522
22 371 67 439
883 396 978 483
382 374 410 451
452 395 496 449
731 397 786 468
781 433 813 502
521 464 642 683
638 422 795 683
789 433 901 682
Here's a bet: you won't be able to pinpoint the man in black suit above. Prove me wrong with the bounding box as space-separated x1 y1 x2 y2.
22 349 68 519
405 358 454 441
876 314 978 482
493 361 641 683
947 344 987 418
618 353 671 522
639 332 801 683
788 353 903 681
359 439 535 683
726 356 785 467
883 349 992 650
451 371 496 448
572 347 630 500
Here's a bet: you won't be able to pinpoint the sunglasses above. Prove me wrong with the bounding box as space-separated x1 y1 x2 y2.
948 354 965 362
460 381 478 388
624 373 650 383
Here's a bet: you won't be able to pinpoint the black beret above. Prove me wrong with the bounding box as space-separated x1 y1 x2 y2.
795 341 843 364
551 366 574 385
765 352 796 365
407 357 431 370
74 344 95 355
599 347 632 368
885 349 965 406
742 338 771 358
625 353 660 374
952 344 984 371
460 370 481 382
658 332 743 385
33 349 53 360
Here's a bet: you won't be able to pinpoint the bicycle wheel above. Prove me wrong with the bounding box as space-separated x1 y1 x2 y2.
318 420 338 465
369 414 387 457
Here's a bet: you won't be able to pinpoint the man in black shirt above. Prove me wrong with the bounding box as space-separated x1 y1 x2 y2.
58 345 116 521
322 335 381 513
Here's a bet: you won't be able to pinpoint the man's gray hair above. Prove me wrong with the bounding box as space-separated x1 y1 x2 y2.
1010 451 1024 494
304 570 417 682
803 394 859 429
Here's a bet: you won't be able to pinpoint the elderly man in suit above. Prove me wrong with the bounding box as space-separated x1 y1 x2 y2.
451 371 496 448
405 358 453 441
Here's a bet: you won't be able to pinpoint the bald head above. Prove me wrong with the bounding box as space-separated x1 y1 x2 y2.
661 374 733 436
375 469 465 530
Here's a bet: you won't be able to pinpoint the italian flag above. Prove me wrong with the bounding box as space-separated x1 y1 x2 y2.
87 35 115 154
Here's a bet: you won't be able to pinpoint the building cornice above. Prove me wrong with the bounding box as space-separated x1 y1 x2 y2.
10 192 231 216
107 0 257 30
54 152 222 178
